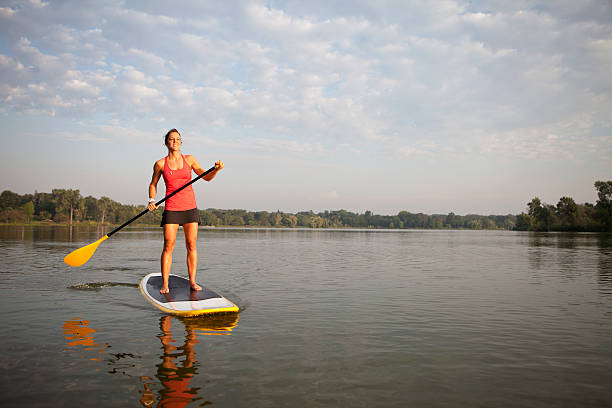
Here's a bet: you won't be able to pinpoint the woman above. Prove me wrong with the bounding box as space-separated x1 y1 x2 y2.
148 129 223 294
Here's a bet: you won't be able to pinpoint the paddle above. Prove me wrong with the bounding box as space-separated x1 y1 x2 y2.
64 164 218 267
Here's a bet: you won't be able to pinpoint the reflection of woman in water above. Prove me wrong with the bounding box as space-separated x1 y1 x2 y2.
140 316 198 408
140 315 238 408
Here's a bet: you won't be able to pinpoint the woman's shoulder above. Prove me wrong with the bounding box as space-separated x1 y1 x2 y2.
183 154 197 165
154 157 166 170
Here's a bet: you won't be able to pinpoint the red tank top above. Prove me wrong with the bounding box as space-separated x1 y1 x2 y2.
162 155 197 211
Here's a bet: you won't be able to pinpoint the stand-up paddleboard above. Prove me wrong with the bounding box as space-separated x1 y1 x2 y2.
139 273 239 317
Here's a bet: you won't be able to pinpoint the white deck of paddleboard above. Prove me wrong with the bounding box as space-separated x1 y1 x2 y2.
139 273 238 315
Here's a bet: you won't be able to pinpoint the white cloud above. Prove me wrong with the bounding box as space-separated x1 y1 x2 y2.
15 37 70 76
0 7 17 18
126 48 173 71
0 0 610 213
246 3 316 33
29 0 48 8
0 54 25 73
63 78 100 96
107 7 178 28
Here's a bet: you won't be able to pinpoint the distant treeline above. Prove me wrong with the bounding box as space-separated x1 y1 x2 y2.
0 181 610 231
514 181 612 232
0 188 515 229
0 189 160 226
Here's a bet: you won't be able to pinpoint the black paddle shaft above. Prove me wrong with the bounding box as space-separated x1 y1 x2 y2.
107 165 217 237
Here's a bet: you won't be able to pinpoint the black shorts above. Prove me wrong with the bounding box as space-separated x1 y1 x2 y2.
160 208 201 226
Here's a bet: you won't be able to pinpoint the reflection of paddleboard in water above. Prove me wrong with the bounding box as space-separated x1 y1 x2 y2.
139 273 239 317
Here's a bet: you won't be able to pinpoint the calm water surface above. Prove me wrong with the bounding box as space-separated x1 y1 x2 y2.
0 226 611 407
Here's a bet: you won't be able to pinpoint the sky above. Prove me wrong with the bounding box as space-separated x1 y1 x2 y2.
0 0 610 215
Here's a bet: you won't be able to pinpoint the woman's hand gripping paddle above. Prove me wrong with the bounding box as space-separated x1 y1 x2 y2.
64 164 219 267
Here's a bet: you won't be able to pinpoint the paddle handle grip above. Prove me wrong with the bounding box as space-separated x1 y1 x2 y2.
107 165 218 237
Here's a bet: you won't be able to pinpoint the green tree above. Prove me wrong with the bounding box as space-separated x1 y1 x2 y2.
527 197 554 231
272 211 282 227
0 208 25 223
467 218 482 229
22 201 34 223
83 196 99 221
527 197 541 217
281 213 298 227
594 181 612 207
98 196 112 225
33 191 54 219
556 196 578 228
0 190 21 210
594 180 612 231
244 212 256 226
502 217 516 230
514 213 530 231
66 190 82 225
308 215 327 228
254 211 271 226
53 189 82 225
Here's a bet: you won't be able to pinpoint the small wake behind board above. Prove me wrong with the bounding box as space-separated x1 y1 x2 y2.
139 273 239 317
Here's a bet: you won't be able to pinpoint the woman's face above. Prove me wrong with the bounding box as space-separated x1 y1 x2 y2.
166 131 181 151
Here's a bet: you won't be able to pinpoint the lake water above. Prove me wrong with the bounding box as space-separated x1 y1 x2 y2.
1 225 611 407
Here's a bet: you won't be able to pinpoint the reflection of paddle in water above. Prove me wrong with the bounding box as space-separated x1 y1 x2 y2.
63 314 237 406
139 314 239 407
63 317 139 374
63 317 110 361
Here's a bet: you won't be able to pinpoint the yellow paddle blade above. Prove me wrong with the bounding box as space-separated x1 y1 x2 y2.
64 235 109 267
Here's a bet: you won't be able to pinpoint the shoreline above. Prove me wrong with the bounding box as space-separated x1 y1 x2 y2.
0 221 504 230
1 221 607 233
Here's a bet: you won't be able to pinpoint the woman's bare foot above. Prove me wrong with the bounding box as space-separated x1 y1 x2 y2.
190 282 202 291
160 286 169 294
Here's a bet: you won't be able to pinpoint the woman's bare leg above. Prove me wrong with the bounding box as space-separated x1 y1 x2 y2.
161 224 179 294
183 222 201 291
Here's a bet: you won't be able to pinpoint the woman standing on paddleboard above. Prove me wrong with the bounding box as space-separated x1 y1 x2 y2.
148 129 223 294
